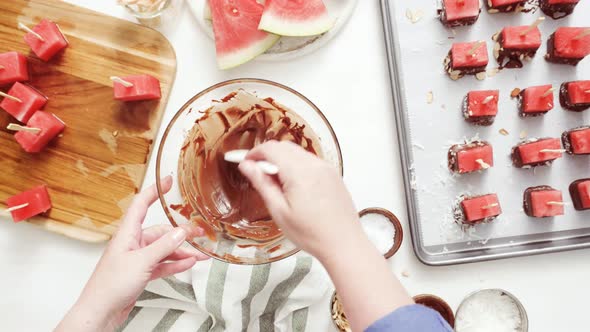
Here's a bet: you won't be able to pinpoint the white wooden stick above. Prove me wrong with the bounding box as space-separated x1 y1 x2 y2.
573 28 590 40
18 22 45 41
482 95 494 104
224 149 279 175
541 87 554 98
0 65 4 70
7 203 29 212
475 159 491 169
7 123 41 134
467 41 485 56
482 203 499 209
585 90 590 93
110 76 134 87
546 201 565 206
0 91 22 103
540 149 566 153
457 0 465 4
520 17 545 36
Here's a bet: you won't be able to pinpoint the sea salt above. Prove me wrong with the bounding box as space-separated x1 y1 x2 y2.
360 213 396 255
455 289 523 332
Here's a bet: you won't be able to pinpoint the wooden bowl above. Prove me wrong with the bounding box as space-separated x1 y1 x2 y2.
413 294 455 328
359 207 404 259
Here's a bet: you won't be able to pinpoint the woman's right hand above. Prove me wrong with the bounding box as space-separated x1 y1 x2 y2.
238 141 361 258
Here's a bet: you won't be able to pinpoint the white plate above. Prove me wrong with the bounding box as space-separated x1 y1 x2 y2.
188 0 358 61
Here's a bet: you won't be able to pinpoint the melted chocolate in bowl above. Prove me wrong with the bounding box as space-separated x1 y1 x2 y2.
177 91 323 246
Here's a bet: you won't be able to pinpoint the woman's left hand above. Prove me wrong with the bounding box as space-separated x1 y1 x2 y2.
56 176 209 332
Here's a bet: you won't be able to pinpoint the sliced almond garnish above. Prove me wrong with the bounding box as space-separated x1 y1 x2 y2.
475 72 486 81
510 88 521 98
427 91 434 104
487 68 500 77
519 130 527 139
499 128 509 136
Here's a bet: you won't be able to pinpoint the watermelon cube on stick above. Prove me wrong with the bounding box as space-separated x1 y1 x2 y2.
6 185 52 223
259 0 335 37
0 82 48 123
0 52 29 86
13 111 65 153
111 75 162 102
20 20 68 62
209 0 280 69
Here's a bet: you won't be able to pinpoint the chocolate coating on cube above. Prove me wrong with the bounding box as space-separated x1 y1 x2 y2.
438 0 481 27
511 138 563 168
448 141 493 174
562 126 590 155
454 194 502 225
559 81 590 112
523 185 564 218
569 179 590 211
494 27 541 68
540 0 580 19
444 42 489 80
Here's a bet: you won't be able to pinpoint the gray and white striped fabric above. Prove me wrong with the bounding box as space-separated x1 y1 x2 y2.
119 252 333 332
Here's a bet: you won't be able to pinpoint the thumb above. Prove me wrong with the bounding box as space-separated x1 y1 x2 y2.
140 228 187 264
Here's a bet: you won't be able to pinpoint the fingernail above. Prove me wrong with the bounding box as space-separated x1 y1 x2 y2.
172 228 187 242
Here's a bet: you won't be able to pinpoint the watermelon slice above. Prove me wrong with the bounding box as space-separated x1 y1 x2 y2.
258 0 335 37
209 0 279 69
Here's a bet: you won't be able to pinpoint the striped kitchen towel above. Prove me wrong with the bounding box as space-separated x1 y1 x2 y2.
118 252 334 332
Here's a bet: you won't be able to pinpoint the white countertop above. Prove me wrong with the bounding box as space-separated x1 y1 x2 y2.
0 1 587 330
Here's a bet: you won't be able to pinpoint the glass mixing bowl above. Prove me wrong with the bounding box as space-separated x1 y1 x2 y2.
156 78 342 265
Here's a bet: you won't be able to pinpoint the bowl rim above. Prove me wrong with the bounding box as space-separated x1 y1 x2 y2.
155 78 343 265
358 207 404 259
412 293 455 328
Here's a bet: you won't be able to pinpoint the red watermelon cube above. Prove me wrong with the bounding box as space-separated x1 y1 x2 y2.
562 126 590 155
512 138 563 167
460 194 502 224
560 80 590 111
451 42 489 69
524 186 564 218
464 90 499 125
113 75 161 102
23 19 68 62
501 26 542 50
14 112 65 153
0 52 29 86
0 82 47 122
448 141 494 174
546 27 590 65
6 185 52 222
570 179 590 211
520 84 554 116
439 0 481 27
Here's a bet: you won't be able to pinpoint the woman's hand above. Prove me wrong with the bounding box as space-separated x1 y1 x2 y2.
238 141 361 259
56 176 209 332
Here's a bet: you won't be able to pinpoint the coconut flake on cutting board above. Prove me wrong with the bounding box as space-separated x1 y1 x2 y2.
455 289 523 332
360 213 396 255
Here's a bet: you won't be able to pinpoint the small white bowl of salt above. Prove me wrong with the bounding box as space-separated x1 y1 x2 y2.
455 288 528 332
358 208 403 259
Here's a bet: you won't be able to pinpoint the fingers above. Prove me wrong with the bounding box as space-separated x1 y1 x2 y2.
239 160 290 221
150 256 199 280
139 227 187 264
162 246 209 262
140 224 204 247
247 141 311 168
117 176 173 239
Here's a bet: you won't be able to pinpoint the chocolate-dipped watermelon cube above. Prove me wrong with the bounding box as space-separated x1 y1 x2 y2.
14 112 65 153
559 80 590 112
494 25 542 68
448 141 494 174
113 75 161 102
569 179 590 211
562 126 590 155
0 82 47 123
6 185 52 222
23 19 68 62
444 41 488 80
463 90 499 125
545 27 590 66
540 0 580 19
518 84 554 117
0 52 29 86
523 186 564 218
438 0 481 27
511 138 564 168
455 194 502 225
486 0 526 13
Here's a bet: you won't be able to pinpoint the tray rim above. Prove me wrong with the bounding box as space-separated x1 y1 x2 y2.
379 0 590 266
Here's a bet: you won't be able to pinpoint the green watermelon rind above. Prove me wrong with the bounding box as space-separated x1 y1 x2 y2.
258 11 335 37
217 34 280 70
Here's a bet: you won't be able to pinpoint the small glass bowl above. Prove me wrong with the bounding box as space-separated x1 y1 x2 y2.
156 78 342 265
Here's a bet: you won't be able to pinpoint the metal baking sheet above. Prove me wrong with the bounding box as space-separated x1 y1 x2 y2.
380 0 590 265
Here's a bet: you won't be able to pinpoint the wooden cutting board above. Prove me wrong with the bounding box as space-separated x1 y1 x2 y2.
0 0 176 242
